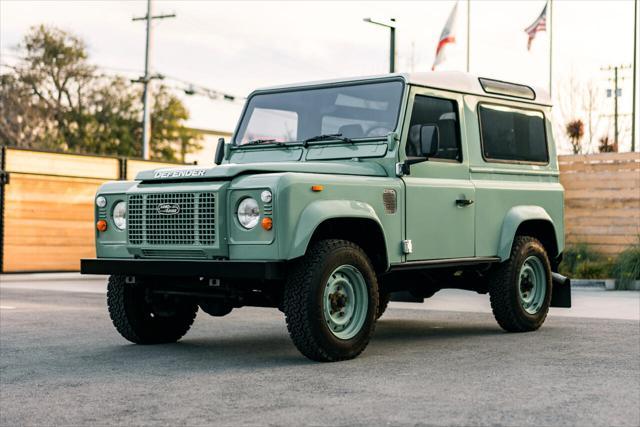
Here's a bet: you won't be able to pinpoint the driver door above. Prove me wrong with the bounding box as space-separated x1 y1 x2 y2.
402 89 475 261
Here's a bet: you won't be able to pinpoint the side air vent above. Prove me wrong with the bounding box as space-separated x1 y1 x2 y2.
382 189 397 214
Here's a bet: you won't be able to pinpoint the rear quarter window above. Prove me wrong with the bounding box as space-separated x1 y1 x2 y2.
478 104 548 164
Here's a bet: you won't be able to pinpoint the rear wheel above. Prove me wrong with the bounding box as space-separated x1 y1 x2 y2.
107 275 198 344
283 239 379 362
488 236 552 332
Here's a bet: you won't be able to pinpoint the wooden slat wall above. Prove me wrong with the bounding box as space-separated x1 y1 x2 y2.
559 152 640 255
3 174 101 271
1 148 180 272
2 148 638 271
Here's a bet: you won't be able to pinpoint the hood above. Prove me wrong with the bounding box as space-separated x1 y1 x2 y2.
136 161 388 182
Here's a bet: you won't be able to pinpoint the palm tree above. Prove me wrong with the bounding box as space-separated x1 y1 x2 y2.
566 119 585 154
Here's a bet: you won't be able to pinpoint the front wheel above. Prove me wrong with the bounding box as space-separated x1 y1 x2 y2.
488 236 552 332
107 275 198 344
283 239 379 362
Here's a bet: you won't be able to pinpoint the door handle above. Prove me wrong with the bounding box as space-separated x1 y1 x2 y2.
455 198 474 207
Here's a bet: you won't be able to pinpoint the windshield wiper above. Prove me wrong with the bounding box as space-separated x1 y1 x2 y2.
303 133 352 147
243 138 287 147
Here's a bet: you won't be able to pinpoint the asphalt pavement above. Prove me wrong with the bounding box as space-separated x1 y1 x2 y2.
1 275 639 426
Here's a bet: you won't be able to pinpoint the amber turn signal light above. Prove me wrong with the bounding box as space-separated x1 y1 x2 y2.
261 217 273 230
311 185 324 192
96 220 108 232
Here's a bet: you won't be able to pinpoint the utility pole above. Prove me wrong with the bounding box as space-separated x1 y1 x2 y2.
132 0 175 160
549 0 553 97
602 64 631 150
466 0 470 73
632 0 637 152
363 18 397 73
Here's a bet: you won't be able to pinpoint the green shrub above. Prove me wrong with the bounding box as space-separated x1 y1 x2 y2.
574 260 614 279
560 244 603 277
612 245 640 290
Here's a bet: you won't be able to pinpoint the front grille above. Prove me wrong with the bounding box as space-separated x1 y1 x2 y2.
141 249 206 258
128 192 216 246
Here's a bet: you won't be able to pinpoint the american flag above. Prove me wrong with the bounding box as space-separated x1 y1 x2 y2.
524 3 547 51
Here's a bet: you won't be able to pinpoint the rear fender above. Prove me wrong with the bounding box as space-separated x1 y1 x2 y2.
497 206 557 261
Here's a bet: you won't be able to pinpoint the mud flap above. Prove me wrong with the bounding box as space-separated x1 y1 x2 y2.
551 272 571 308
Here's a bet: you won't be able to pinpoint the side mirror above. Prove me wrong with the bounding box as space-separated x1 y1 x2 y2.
419 125 439 157
215 137 225 165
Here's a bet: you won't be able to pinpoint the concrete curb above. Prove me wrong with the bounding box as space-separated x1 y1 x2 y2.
571 279 640 291
0 273 107 283
571 279 615 290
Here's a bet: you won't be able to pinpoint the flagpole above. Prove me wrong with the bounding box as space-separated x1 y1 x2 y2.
549 0 553 97
466 0 470 73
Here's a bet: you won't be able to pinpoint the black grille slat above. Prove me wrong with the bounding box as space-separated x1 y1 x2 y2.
127 192 216 246
128 195 144 244
198 193 216 245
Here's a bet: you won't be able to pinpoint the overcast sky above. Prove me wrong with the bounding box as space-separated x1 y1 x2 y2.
1 0 637 152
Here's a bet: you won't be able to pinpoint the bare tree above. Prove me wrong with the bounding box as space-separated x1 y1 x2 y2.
581 79 604 153
555 74 583 153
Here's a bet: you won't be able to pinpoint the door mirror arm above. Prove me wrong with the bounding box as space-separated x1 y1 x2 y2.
399 156 428 175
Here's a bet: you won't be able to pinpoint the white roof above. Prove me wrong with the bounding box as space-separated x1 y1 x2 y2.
255 71 551 106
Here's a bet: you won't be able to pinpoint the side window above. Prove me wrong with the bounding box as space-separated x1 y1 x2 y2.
479 104 548 164
406 95 462 161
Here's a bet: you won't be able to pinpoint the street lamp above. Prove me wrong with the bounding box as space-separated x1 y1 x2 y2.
363 18 396 73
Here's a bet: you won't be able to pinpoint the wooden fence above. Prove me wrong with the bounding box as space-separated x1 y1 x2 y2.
1 148 638 272
559 152 640 256
0 147 183 272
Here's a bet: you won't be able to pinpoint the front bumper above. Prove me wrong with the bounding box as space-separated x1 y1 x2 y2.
80 258 285 280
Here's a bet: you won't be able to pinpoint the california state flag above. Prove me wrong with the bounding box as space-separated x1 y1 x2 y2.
432 1 459 71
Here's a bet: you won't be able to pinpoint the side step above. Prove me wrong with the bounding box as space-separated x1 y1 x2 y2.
389 272 572 308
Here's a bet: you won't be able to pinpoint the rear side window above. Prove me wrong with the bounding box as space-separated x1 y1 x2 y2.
479 104 548 164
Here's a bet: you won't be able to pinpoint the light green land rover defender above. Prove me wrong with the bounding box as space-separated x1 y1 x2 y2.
82 72 571 362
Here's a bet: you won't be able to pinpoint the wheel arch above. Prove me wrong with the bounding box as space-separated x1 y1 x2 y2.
286 200 389 272
497 206 561 262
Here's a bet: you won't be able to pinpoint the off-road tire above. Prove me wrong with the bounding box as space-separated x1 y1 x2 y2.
283 239 379 362
489 236 552 332
107 275 198 344
377 292 390 319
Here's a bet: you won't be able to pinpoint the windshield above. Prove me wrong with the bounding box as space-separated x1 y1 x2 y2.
234 80 404 145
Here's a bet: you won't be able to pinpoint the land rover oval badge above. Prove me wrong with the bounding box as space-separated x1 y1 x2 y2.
157 203 181 215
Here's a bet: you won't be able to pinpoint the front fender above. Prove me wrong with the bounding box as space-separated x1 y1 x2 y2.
286 199 385 260
497 205 556 261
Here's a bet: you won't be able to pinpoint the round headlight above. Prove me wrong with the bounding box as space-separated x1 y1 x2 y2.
260 190 272 203
96 196 107 208
112 201 127 230
237 197 260 229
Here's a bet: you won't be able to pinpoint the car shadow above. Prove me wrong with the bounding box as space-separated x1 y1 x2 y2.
87 317 503 370
374 318 502 342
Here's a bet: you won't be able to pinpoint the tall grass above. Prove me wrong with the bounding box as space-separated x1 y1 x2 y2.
611 245 640 290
